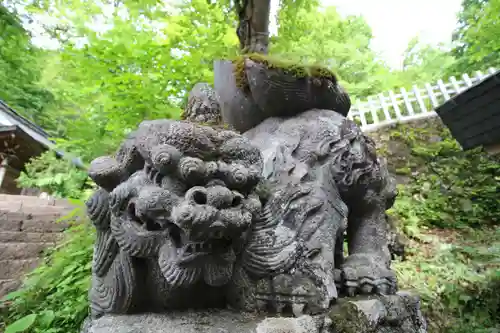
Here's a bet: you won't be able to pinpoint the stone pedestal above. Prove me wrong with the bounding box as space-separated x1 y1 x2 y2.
328 291 427 333
82 292 427 333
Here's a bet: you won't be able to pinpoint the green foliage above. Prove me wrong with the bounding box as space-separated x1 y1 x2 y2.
4 313 37 333
382 121 500 332
396 37 457 87
386 123 500 229
17 151 91 199
272 2 395 99
6 0 459 163
0 4 55 131
394 228 500 332
451 0 500 72
1 208 94 333
1 2 499 333
36 0 239 161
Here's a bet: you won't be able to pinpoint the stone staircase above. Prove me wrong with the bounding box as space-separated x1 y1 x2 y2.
0 194 75 297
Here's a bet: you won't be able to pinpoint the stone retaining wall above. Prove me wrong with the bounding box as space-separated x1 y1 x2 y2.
0 194 75 297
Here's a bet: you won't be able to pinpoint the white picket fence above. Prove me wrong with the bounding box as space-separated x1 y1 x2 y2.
348 67 499 132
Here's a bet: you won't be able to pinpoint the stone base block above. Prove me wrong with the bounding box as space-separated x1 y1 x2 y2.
82 291 427 333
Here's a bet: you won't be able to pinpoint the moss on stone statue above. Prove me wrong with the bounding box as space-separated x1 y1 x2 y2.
231 53 337 93
328 302 372 333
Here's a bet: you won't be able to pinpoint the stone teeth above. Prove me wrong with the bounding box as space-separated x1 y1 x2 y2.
183 242 213 255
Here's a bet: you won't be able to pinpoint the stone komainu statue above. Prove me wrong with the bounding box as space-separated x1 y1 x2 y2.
84 57 419 333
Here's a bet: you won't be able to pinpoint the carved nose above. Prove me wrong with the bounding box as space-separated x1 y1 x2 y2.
207 186 233 208
208 221 226 239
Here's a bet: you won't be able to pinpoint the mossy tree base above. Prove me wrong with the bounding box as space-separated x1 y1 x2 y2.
213 54 351 133
231 53 338 93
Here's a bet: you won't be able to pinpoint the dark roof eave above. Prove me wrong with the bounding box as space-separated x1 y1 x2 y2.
0 101 86 169
435 70 500 150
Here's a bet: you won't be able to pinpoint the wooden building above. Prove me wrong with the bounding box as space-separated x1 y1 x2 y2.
435 69 500 155
0 100 84 194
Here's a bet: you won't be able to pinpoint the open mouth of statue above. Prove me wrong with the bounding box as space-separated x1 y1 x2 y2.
177 238 233 263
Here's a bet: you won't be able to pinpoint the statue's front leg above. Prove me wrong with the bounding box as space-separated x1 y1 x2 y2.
342 200 397 296
335 131 398 297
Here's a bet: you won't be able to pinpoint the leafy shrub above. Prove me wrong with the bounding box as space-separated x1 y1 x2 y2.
383 120 500 332
1 203 94 333
394 228 500 333
386 122 500 229
17 151 92 200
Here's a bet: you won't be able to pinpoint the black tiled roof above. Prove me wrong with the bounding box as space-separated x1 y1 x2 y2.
435 70 500 150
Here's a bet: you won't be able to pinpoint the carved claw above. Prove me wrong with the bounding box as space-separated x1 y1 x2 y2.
341 253 397 297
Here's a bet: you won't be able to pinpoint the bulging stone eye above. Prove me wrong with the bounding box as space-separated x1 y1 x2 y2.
186 187 208 205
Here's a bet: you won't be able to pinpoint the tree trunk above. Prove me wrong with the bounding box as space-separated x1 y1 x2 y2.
235 0 271 54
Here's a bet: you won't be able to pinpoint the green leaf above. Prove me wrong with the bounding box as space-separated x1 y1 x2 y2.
1 289 24 302
5 314 38 333
39 310 56 328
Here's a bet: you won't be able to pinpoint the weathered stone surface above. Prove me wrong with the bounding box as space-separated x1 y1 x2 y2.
182 82 222 125
82 310 324 333
0 259 40 279
83 112 399 319
245 109 397 299
0 231 63 243
328 291 427 333
82 292 426 333
0 210 71 233
0 242 48 260
0 279 20 297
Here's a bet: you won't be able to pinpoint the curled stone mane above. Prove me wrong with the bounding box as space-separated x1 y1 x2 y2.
328 118 384 207
243 108 397 310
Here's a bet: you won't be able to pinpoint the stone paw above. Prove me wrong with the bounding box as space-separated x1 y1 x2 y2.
340 253 397 296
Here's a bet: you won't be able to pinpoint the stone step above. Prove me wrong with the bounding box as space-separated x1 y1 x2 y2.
0 231 63 243
0 259 39 280
0 278 20 298
0 242 52 260
0 194 73 208
0 203 76 215
0 211 71 232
